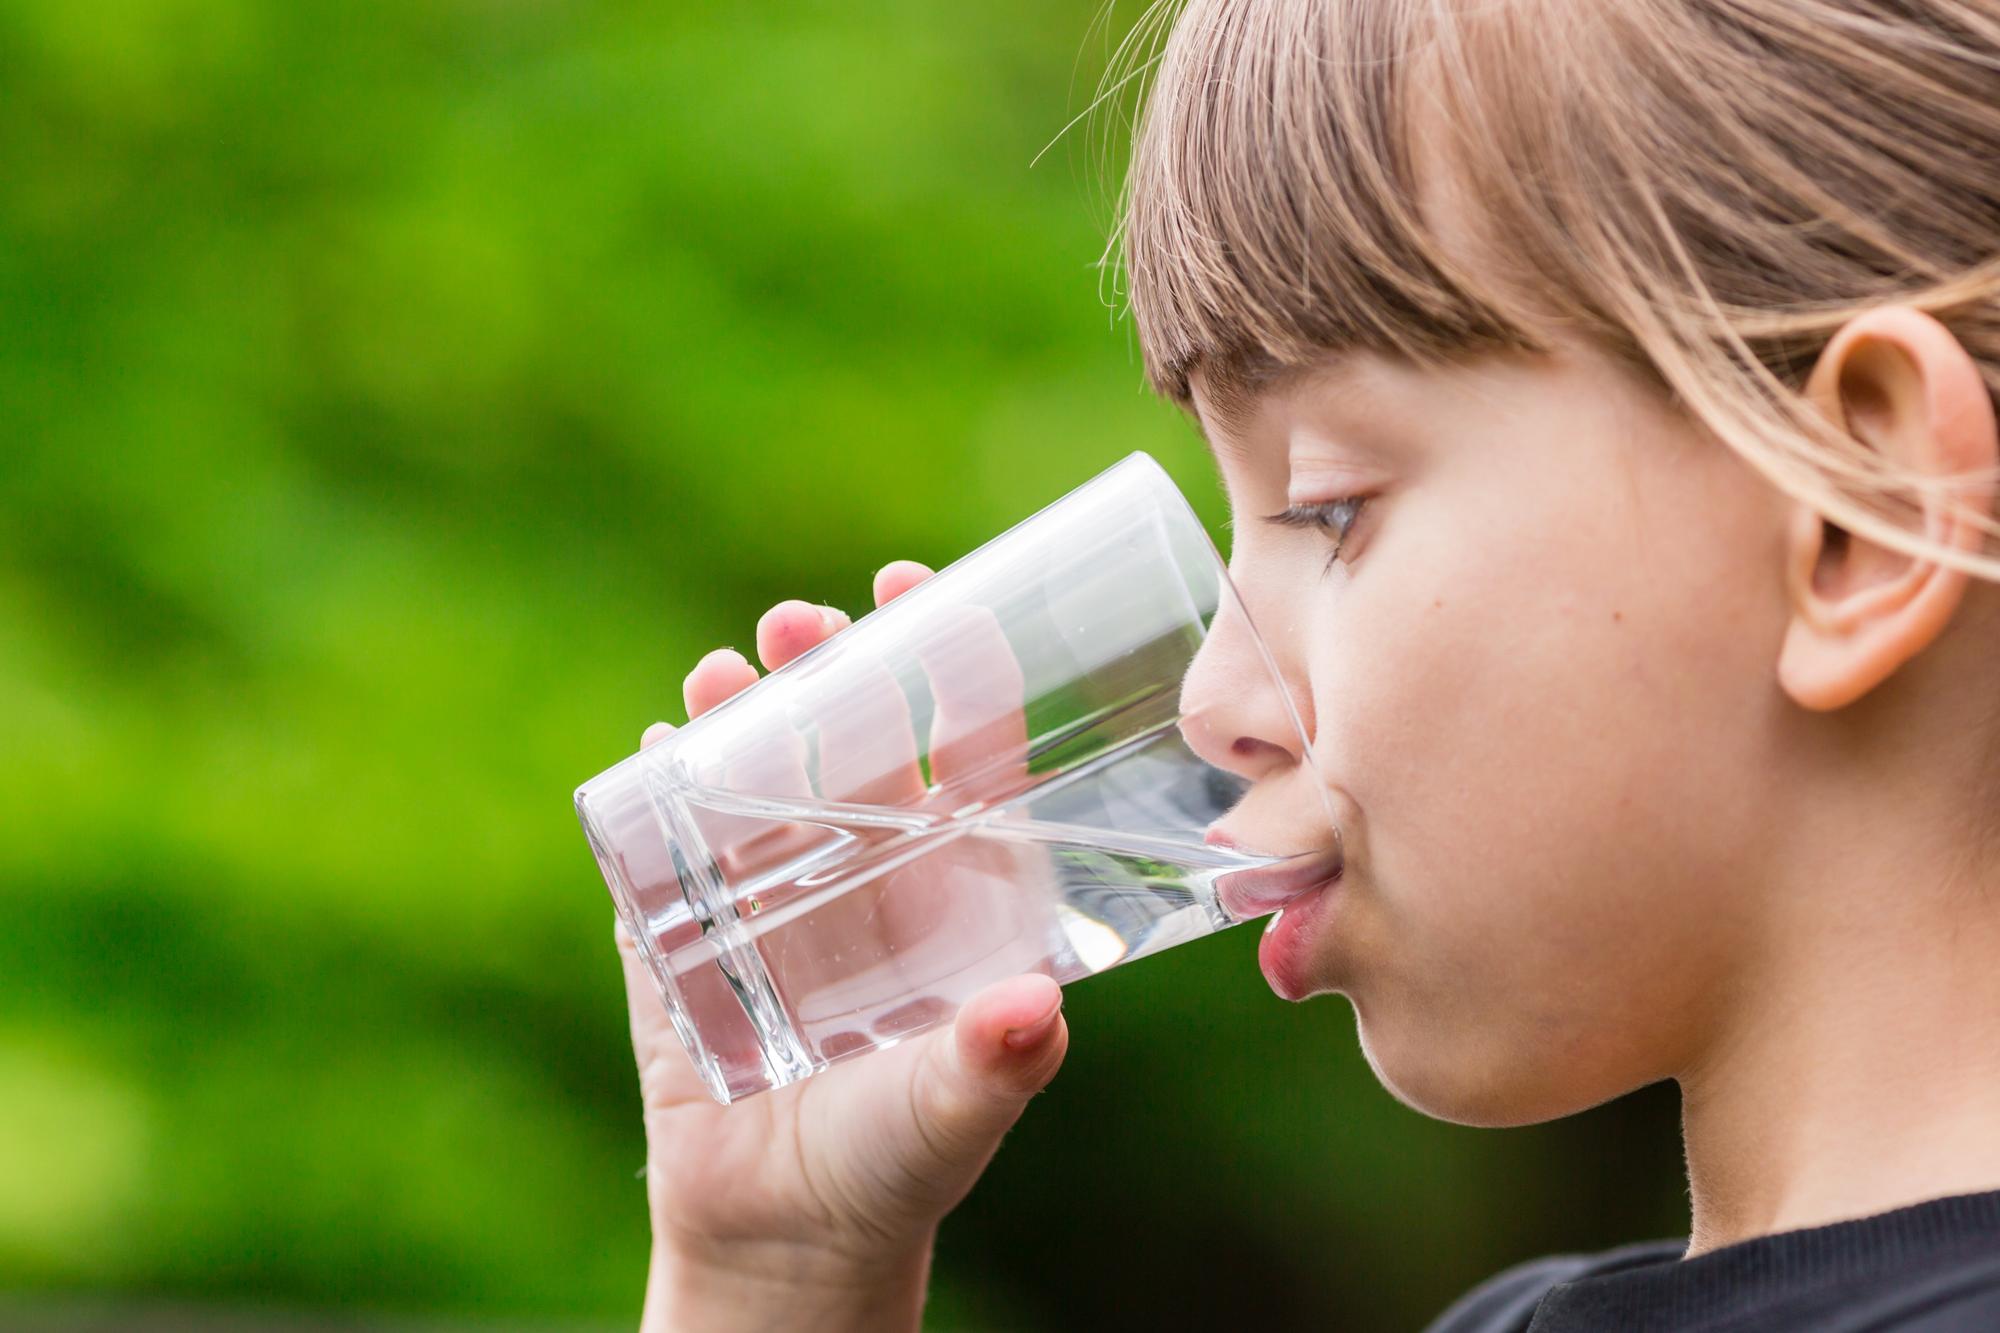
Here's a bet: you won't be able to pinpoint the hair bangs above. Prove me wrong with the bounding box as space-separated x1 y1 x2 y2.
1117 0 1537 405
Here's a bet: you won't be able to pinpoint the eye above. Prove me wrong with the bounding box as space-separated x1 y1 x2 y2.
1261 497 1372 574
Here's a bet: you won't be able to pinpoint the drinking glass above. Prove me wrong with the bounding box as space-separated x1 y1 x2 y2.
576 451 1339 1103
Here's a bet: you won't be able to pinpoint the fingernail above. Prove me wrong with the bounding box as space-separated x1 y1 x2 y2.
1003 996 1063 1051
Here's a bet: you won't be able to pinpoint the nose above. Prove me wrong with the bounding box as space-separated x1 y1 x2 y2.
1177 591 1312 784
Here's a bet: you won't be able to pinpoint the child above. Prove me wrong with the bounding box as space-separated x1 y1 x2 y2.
613 1 2000 1328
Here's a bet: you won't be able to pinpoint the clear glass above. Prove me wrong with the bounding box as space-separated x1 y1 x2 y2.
575 451 1340 1103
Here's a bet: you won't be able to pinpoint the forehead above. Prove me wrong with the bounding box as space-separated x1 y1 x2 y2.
1122 0 1550 404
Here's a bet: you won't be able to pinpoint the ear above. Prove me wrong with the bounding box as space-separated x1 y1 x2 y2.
1777 307 1998 711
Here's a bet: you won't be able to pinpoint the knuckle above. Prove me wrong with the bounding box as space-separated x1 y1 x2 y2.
908 1077 962 1169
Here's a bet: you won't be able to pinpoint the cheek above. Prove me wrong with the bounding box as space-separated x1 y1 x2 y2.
1306 462 1789 1117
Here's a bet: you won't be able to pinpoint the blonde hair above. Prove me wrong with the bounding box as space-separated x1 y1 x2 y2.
1105 0 2000 577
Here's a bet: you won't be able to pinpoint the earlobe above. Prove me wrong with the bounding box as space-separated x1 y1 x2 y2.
1775 307 1998 713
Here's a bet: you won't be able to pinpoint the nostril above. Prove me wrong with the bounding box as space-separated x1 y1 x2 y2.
1181 693 1299 783
1231 736 1293 769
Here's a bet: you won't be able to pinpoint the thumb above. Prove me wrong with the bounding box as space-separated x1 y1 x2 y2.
905 974 1068 1184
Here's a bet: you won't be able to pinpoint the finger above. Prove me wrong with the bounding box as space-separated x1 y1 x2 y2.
679 644 814 875
683 647 759 720
799 972 1066 1242
873 560 935 608
803 563 930 805
641 721 676 749
904 975 1069 1171
959 972 1067 1055
913 604 1030 801
812 647 928 806
757 599 850 673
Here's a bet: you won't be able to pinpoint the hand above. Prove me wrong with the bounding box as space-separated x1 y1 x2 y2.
617 560 1072 1329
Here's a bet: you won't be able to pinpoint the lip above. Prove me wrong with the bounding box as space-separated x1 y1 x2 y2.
1206 828 1344 923
1256 870 1342 1001
1210 847 1344 923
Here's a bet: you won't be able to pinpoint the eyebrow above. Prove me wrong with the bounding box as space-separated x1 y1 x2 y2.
1191 356 1351 459
1189 371 1276 461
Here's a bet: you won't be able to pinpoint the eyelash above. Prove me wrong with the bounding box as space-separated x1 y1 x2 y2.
1261 497 1372 573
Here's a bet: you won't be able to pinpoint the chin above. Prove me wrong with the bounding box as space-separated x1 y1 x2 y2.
1352 1006 1616 1129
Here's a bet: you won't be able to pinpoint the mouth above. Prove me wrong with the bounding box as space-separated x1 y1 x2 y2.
1256 870 1342 1001
1206 828 1345 924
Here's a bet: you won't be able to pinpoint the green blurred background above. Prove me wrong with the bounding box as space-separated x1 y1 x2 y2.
0 1 1688 1328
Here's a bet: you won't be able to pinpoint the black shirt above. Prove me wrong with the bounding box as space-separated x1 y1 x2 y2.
1424 1189 2000 1332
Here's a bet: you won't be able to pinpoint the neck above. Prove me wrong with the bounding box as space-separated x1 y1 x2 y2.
1679 815 2000 1256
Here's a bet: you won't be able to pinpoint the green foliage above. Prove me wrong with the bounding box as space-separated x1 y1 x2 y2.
0 1 1686 1327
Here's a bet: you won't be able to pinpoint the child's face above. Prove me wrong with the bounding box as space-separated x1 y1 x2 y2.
1186 342 1800 1126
